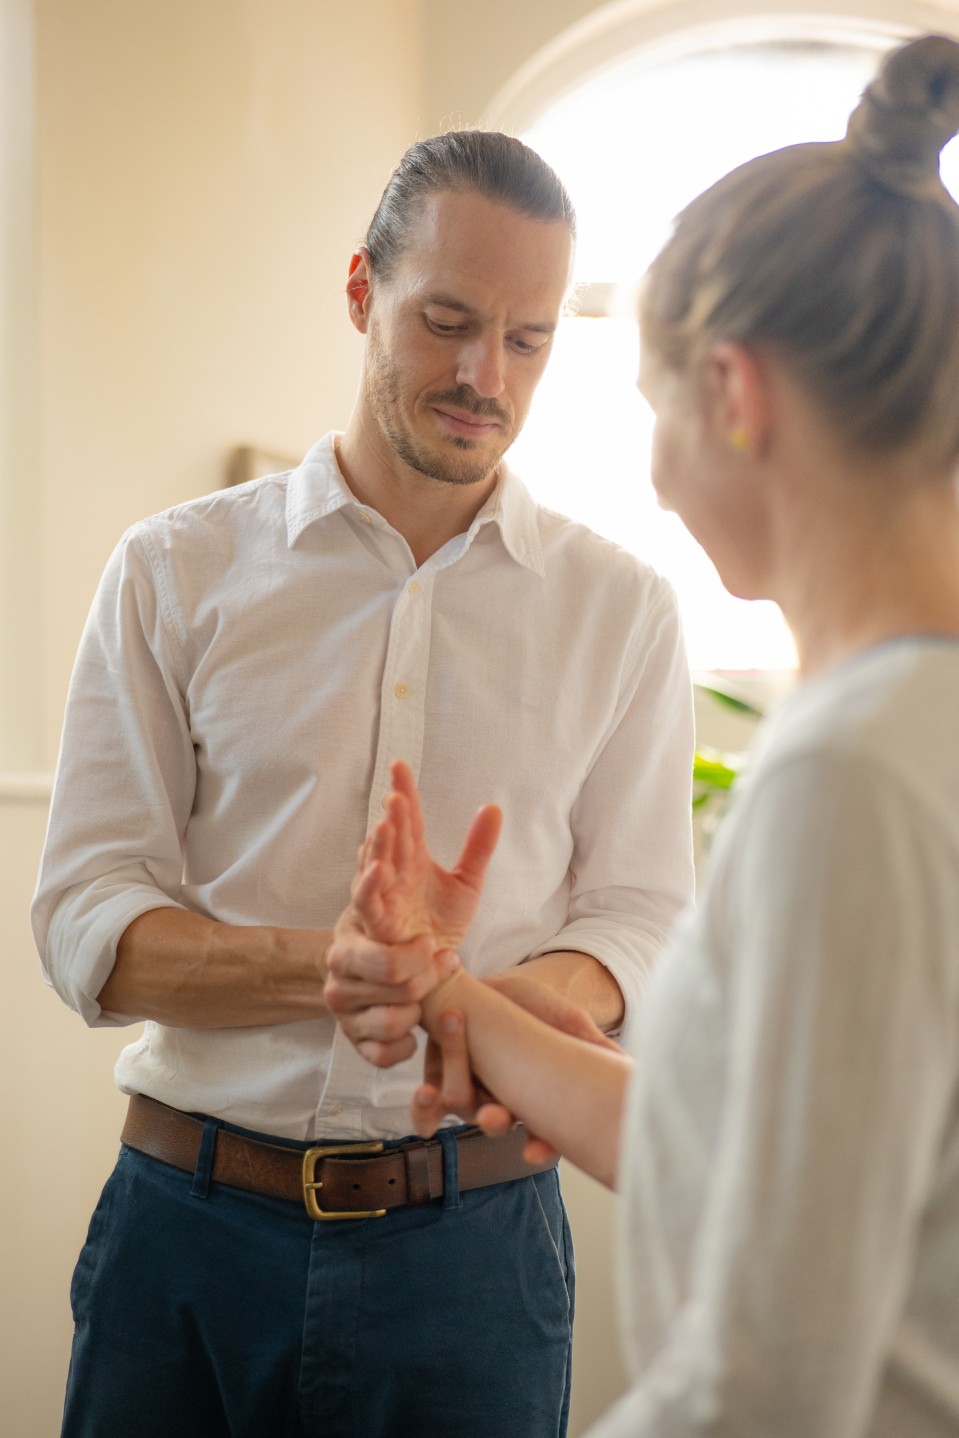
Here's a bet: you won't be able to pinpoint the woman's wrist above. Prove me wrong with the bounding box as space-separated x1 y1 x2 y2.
420 961 472 1036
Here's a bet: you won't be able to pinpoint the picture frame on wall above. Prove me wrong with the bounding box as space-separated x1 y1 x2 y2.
225 444 298 488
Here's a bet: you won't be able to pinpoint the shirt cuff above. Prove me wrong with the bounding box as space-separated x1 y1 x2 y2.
526 916 671 1042
43 887 186 1027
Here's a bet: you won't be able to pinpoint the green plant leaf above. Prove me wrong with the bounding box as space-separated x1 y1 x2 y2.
695 681 765 720
693 747 740 791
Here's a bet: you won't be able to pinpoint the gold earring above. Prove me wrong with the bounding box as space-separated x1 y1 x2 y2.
728 426 750 453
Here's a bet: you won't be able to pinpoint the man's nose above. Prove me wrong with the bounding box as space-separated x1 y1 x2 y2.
456 338 506 398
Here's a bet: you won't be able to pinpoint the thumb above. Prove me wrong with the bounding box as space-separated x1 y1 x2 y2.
517 983 619 1050
453 803 503 891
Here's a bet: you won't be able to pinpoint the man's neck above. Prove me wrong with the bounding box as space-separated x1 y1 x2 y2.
335 418 501 568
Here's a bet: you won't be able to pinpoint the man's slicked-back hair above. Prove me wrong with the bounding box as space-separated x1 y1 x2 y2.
364 130 576 279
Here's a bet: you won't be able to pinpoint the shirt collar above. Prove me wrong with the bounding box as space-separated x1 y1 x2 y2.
467 463 545 576
286 433 357 546
286 431 544 577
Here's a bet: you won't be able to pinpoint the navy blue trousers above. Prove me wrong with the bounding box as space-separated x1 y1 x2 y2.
62 1123 574 1438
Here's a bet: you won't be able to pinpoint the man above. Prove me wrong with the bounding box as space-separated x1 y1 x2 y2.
33 131 694 1438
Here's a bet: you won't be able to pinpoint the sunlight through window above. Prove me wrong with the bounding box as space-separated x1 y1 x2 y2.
513 34 958 674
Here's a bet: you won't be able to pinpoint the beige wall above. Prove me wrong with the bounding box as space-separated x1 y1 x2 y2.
421 0 607 125
0 0 41 769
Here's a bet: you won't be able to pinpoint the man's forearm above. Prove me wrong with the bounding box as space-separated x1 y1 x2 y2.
98 908 333 1027
491 951 626 1034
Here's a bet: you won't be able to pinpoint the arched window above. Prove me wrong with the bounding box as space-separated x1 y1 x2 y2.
493 11 959 676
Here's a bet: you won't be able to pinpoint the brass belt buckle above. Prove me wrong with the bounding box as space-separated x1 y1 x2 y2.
302 1141 387 1220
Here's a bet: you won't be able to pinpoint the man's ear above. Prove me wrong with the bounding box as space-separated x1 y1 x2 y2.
346 248 374 333
704 342 772 461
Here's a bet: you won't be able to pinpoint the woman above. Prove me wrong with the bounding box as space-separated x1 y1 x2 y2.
328 34 959 1437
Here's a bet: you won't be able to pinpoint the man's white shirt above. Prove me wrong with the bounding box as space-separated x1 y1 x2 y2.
32 433 694 1139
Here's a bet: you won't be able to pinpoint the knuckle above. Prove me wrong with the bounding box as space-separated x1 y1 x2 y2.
337 1013 361 1040
407 968 439 1001
378 1009 402 1039
381 1006 415 1040
326 945 347 977
380 952 407 986
366 1039 406 1068
328 980 365 1015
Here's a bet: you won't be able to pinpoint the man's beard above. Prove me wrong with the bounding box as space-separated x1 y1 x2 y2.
365 341 515 487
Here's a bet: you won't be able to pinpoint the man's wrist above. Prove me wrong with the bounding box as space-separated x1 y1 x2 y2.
268 923 335 1009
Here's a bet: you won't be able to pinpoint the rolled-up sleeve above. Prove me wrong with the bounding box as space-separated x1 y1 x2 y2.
31 528 194 1026
528 579 695 1036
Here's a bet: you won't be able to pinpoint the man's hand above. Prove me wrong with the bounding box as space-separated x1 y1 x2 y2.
324 910 457 1066
324 760 502 1065
349 759 502 949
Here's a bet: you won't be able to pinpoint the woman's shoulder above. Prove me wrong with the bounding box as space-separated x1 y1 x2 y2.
755 639 959 783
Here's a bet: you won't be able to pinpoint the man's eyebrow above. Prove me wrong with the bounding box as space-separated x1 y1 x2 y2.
423 292 557 336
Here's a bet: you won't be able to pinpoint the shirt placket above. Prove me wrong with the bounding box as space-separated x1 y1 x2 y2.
365 569 434 825
314 553 437 1136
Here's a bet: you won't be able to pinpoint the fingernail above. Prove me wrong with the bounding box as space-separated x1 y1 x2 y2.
441 1012 461 1037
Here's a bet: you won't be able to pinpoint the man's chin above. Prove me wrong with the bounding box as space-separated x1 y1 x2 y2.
407 438 509 488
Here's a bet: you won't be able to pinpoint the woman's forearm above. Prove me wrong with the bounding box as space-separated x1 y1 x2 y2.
421 969 631 1188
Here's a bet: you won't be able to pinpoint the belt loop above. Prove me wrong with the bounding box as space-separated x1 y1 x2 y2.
403 1141 434 1206
190 1117 221 1199
438 1128 461 1211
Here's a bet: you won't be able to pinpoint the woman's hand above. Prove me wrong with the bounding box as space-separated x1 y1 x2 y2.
411 967 620 1163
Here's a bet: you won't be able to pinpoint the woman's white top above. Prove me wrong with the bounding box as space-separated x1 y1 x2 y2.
590 640 959 1438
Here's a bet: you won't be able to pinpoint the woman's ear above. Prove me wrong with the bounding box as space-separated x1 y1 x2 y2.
704 342 772 460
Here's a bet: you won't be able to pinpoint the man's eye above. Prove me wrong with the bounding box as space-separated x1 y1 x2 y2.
427 319 463 336
510 336 545 355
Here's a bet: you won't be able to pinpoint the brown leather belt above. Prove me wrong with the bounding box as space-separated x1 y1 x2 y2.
122 1093 557 1220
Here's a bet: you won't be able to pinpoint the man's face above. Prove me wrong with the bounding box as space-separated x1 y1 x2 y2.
350 188 574 487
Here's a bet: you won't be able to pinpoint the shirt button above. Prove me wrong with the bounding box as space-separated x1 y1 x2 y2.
408 580 420 594
381 794 390 810
328 1103 344 1117
357 510 372 524
393 682 410 700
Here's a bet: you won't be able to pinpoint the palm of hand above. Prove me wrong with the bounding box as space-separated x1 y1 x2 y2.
355 762 502 952
368 847 481 949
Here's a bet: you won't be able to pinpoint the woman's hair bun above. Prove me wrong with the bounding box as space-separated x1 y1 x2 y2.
845 34 959 193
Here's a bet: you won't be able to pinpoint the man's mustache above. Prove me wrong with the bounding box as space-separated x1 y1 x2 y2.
426 389 511 427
